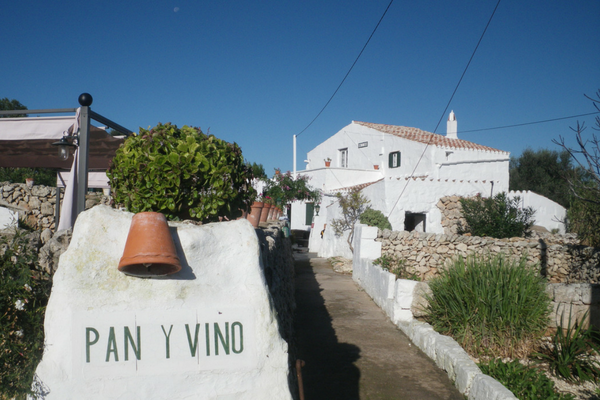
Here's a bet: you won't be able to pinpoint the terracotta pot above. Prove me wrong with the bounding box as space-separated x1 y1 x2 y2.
325 161 331 167
260 203 272 223
118 212 182 277
374 165 379 170
247 201 263 227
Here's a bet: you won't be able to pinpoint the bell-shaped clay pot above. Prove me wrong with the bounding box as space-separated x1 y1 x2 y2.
118 212 182 277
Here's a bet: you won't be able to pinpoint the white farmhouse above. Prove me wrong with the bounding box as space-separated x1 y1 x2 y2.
292 113 513 256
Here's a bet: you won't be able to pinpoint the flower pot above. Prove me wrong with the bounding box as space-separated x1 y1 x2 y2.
260 203 272 223
325 161 331 167
26 178 34 188
118 212 182 277
374 165 379 170
247 201 263 227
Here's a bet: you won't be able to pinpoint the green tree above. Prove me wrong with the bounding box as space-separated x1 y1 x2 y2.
509 148 574 208
330 189 370 252
553 90 600 246
245 161 267 180
0 98 27 117
263 171 320 206
458 192 535 238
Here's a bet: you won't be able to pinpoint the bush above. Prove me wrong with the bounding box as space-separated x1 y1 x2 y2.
107 123 256 222
373 254 419 281
425 254 551 358
479 359 574 400
535 308 600 383
359 208 391 231
458 192 535 238
0 233 51 398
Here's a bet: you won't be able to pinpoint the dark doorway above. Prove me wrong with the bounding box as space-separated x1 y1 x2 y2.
404 212 426 232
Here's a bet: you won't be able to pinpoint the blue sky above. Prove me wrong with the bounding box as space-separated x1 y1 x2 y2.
2 0 599 176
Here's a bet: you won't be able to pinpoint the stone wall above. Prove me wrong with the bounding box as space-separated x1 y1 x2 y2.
0 182 110 232
378 229 600 283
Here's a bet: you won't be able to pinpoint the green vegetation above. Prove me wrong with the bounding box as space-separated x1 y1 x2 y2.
359 207 392 231
107 123 256 222
0 233 51 399
330 189 369 253
263 170 320 206
373 254 419 281
0 167 57 187
509 148 574 208
479 359 575 400
535 309 600 383
458 192 535 238
425 254 550 358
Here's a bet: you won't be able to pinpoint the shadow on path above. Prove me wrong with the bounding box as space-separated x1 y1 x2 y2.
294 253 361 400
293 253 464 400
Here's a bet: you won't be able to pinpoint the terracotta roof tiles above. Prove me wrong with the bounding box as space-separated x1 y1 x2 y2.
353 121 507 153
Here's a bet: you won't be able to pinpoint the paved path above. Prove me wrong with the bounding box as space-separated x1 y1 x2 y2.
293 253 463 400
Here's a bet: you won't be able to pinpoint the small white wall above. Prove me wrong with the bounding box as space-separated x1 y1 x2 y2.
0 206 18 230
508 190 567 233
33 206 292 400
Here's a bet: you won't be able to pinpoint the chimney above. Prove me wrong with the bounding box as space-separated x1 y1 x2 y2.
446 110 457 139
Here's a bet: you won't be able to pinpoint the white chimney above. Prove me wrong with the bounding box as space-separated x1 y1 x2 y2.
446 110 457 139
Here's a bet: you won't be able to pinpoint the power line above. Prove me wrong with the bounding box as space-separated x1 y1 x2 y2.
296 0 395 137
457 111 600 134
388 0 502 218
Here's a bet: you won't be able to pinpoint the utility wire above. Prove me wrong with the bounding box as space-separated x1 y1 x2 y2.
296 0 395 137
457 111 600 134
388 0 502 218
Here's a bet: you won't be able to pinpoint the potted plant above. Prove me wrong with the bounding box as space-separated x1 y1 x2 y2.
324 157 332 167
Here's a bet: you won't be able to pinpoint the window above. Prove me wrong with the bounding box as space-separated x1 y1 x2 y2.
340 148 348 168
404 212 426 232
389 151 401 168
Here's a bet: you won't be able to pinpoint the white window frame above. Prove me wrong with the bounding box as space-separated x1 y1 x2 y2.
339 148 348 168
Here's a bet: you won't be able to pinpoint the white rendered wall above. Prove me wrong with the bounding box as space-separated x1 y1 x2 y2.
0 207 17 230
508 190 567 234
32 206 292 400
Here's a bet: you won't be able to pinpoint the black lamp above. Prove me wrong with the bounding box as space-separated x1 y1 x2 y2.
52 136 77 161
315 203 320 216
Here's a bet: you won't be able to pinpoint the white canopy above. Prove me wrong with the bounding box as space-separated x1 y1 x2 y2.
0 116 76 140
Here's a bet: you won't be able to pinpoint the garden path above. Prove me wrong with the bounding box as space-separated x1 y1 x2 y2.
293 252 463 400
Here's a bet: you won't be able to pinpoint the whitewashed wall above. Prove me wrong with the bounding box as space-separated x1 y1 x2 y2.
508 190 567 233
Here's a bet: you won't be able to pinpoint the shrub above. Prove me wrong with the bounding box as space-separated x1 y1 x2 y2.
458 192 535 238
107 123 256 222
359 208 391 231
0 233 51 398
425 254 551 358
330 189 369 253
479 359 575 400
535 308 600 382
373 254 419 281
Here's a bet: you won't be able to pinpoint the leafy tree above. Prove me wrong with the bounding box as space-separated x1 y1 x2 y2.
107 123 256 222
263 171 320 206
245 161 267 180
553 90 600 246
509 148 574 208
330 189 370 252
0 98 27 117
458 192 535 238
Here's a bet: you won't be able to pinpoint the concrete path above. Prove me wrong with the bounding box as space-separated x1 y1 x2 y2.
293 253 463 400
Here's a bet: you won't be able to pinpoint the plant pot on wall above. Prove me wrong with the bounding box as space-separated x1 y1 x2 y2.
118 212 182 277
374 165 379 170
247 201 263 227
26 178 34 188
325 161 331 167
260 203 272 223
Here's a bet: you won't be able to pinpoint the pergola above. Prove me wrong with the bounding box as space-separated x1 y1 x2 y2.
0 93 132 230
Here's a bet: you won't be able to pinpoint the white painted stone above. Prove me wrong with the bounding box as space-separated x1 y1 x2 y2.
0 206 18 229
468 374 518 400
32 206 292 400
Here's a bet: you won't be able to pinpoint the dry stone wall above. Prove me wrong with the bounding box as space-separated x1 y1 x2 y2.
0 182 110 232
378 229 600 284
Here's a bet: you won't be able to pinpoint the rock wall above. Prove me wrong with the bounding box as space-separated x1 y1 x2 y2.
378 229 600 283
0 182 110 232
